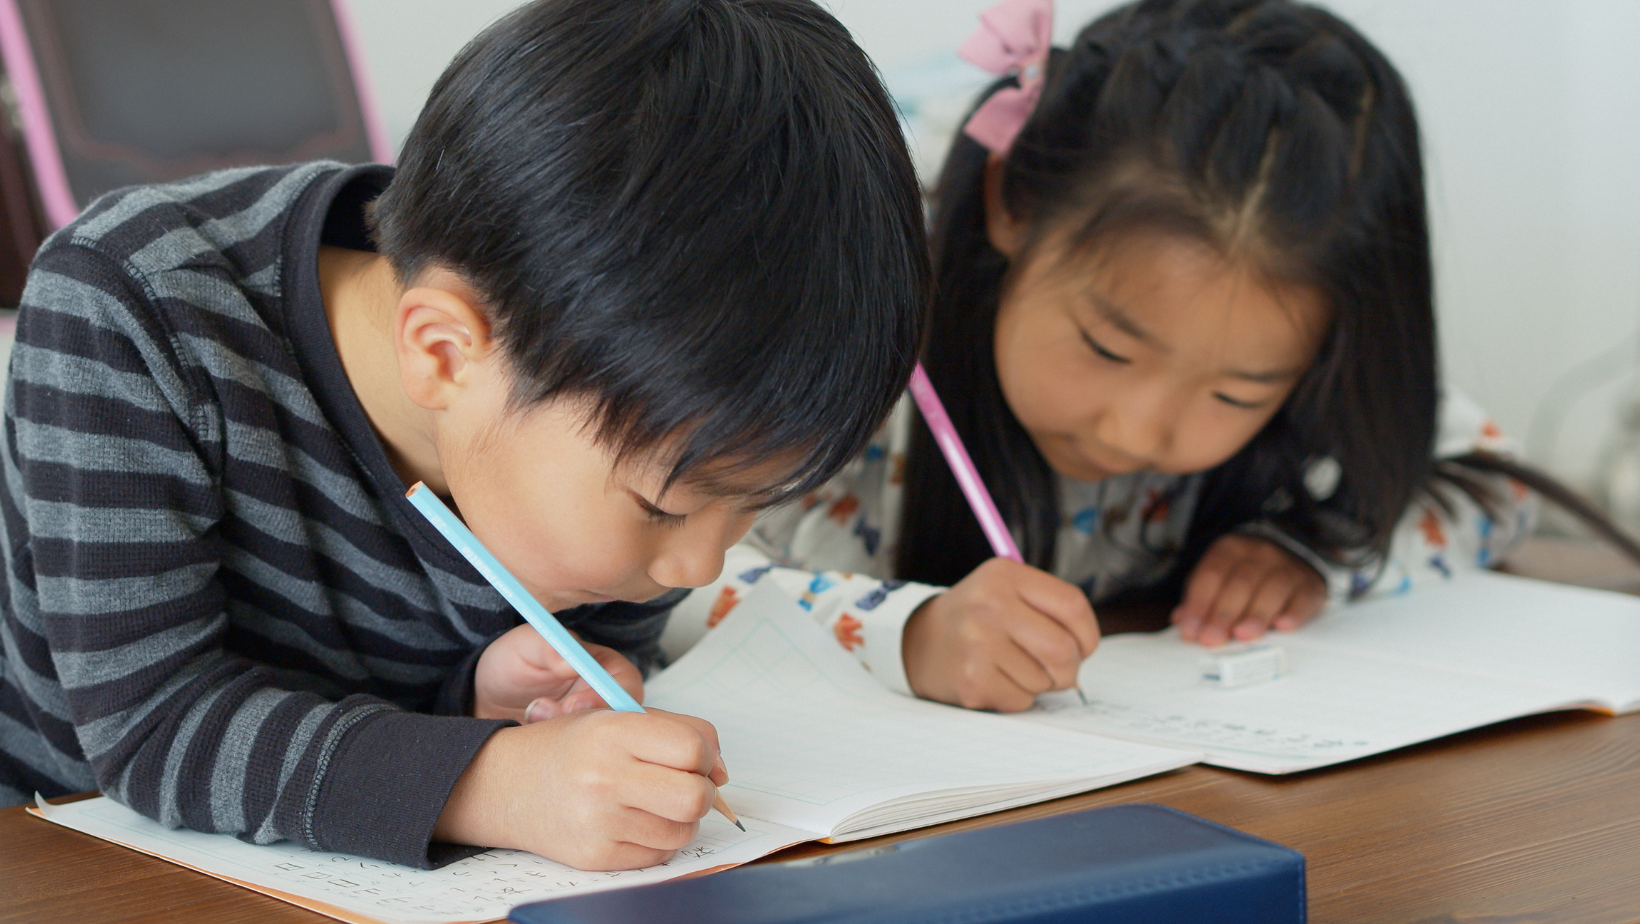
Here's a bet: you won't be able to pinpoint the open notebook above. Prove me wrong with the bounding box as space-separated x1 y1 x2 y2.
30 581 1195 924
1024 570 1640 773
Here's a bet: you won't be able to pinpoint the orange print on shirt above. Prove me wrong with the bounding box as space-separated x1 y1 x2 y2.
707 586 740 628
1418 508 1446 548
828 494 861 525
1481 419 1503 440
834 613 864 651
1142 489 1170 524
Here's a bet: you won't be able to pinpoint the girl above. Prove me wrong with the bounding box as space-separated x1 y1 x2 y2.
665 0 1533 712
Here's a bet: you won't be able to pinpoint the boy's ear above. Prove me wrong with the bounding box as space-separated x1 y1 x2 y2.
983 152 1028 259
394 267 497 411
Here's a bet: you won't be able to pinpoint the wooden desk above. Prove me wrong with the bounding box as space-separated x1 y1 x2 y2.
4 539 1640 924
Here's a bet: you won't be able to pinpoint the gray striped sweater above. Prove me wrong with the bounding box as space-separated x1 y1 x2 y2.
0 163 679 867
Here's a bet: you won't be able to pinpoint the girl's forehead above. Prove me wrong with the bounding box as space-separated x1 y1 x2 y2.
1042 231 1330 369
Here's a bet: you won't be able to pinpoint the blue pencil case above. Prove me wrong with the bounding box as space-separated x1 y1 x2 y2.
509 803 1305 924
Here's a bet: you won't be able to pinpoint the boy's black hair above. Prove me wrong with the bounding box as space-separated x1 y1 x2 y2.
373 0 928 501
899 0 1438 587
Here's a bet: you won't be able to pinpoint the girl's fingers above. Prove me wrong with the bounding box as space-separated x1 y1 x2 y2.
1198 570 1260 646
1175 554 1233 639
1005 609 1089 689
990 640 1057 705
1010 564 1101 657
1273 579 1328 631
1232 577 1296 641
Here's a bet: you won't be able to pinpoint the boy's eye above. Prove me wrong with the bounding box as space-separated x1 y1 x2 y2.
1213 392 1264 410
637 497 688 527
1080 330 1130 364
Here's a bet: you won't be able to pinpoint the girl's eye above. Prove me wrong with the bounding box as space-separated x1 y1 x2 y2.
1080 330 1130 364
1213 392 1263 410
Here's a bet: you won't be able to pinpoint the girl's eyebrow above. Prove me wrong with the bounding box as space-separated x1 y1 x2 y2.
1086 295 1302 384
1089 295 1165 350
1226 365 1305 384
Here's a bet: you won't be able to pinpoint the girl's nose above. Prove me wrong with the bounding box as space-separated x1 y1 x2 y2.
1096 388 1177 465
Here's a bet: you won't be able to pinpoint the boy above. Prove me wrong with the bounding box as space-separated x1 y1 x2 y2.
0 0 927 871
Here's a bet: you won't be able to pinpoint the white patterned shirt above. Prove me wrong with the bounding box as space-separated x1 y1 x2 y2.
662 387 1535 695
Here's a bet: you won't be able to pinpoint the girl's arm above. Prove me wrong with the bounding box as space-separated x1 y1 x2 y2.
662 534 942 696
1257 387 1537 602
662 400 942 694
1349 388 1538 598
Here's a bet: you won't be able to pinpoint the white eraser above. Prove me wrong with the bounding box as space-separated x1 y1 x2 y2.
1199 644 1288 688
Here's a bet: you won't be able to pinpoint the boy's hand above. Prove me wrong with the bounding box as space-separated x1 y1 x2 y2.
901 558 1099 712
473 623 644 722
1172 534 1327 646
435 708 729 870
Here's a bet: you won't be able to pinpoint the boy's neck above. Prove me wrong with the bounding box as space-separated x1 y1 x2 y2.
318 246 446 493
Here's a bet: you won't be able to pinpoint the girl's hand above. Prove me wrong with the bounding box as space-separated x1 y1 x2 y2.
434 708 729 870
901 558 1099 712
1173 534 1327 646
473 623 644 722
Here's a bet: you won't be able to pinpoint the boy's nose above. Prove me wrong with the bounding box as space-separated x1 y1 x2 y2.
648 533 727 590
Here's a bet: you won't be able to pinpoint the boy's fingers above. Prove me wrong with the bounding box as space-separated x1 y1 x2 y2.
586 840 676 872
588 644 645 704
624 764 719 825
618 806 703 852
631 710 721 777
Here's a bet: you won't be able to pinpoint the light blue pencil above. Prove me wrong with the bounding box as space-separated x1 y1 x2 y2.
405 482 744 830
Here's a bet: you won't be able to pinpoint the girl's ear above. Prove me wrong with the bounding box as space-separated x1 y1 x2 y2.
982 152 1029 259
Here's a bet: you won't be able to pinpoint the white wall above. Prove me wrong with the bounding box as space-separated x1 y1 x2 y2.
345 0 1640 492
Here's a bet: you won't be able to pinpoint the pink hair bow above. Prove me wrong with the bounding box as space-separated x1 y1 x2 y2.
958 0 1054 153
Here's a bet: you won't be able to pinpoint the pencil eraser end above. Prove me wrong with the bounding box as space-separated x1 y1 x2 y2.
1199 644 1287 688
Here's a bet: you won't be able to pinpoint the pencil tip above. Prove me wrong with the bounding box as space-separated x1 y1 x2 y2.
735 820 746 832
1076 686 1089 706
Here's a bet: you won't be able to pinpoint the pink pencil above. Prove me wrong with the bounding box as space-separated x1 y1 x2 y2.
907 363 1089 703
907 364 1023 562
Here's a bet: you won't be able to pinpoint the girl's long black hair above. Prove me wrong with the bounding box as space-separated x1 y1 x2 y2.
896 0 1438 590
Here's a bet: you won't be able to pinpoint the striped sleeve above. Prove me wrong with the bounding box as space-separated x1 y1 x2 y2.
4 241 506 867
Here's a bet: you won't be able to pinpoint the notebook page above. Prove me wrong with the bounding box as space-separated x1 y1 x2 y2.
30 796 814 924
1297 571 1640 711
1024 631 1580 773
645 581 1199 839
1022 571 1640 773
